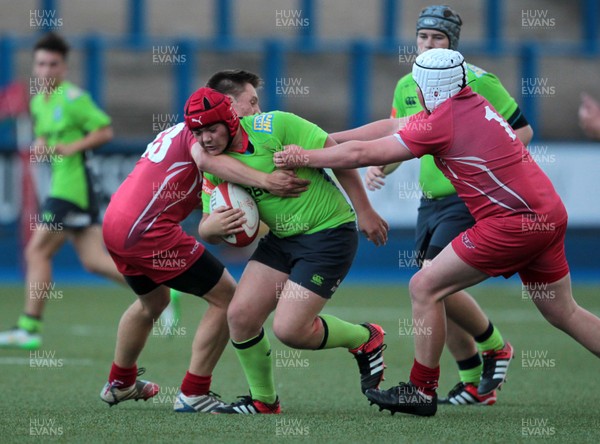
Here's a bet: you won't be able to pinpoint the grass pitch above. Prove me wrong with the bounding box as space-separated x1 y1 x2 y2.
1 282 599 443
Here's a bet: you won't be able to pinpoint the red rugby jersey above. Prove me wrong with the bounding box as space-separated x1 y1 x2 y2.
397 87 567 223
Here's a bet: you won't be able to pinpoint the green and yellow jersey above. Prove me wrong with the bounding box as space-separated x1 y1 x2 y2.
30 80 111 209
391 63 521 198
202 111 355 237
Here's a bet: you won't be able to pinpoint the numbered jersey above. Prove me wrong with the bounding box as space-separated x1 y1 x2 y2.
397 87 566 222
104 123 202 252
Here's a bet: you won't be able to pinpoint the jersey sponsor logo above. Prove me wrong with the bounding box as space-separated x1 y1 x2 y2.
310 273 324 286
467 63 488 78
252 114 274 133
243 186 268 200
405 96 418 106
461 232 476 249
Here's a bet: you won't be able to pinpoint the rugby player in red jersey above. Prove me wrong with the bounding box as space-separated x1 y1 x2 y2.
275 48 600 416
99 105 310 412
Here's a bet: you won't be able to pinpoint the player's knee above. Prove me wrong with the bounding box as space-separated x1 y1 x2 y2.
272 321 304 348
409 271 430 303
138 293 170 319
227 302 260 334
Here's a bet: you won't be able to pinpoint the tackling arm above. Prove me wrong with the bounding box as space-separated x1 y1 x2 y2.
330 118 408 143
275 135 415 170
323 137 389 245
192 142 309 197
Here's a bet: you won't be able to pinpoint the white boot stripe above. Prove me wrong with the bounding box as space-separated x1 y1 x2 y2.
371 364 384 375
192 398 212 408
368 351 382 361
200 401 218 412
461 392 476 403
370 357 384 367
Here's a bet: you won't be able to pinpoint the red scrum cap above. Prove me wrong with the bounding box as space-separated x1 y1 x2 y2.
184 87 239 140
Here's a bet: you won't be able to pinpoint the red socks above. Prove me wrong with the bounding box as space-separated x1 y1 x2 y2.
109 364 211 396
409 359 439 397
180 371 212 397
109 362 137 388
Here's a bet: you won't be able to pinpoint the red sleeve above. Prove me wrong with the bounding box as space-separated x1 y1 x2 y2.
184 126 197 154
397 110 452 158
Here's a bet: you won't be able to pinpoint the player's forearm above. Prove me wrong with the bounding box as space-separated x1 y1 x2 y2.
199 150 269 189
306 141 371 169
302 136 413 170
330 118 405 143
333 168 375 215
67 126 113 153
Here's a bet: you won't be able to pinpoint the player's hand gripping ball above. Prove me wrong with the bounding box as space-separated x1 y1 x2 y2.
209 182 260 247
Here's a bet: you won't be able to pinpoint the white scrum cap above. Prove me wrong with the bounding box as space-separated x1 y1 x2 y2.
412 48 467 112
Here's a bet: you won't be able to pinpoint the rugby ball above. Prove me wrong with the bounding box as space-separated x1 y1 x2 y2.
209 182 260 247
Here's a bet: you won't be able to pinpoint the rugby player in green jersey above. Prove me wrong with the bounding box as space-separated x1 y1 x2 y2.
361 6 534 404
185 87 389 414
0 33 126 349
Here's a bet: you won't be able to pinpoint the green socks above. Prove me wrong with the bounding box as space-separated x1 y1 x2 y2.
455 322 504 385
475 322 504 352
232 329 276 404
231 317 371 403
317 314 370 350
18 314 42 333
457 353 483 385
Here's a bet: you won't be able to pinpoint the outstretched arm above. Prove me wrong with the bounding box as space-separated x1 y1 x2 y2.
274 135 416 170
331 118 408 189
330 118 408 143
322 137 389 246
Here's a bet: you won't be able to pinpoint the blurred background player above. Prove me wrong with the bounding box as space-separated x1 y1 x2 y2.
361 5 534 405
0 32 125 350
187 87 388 414
165 69 265 324
275 48 600 417
578 93 600 139
100 93 309 412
